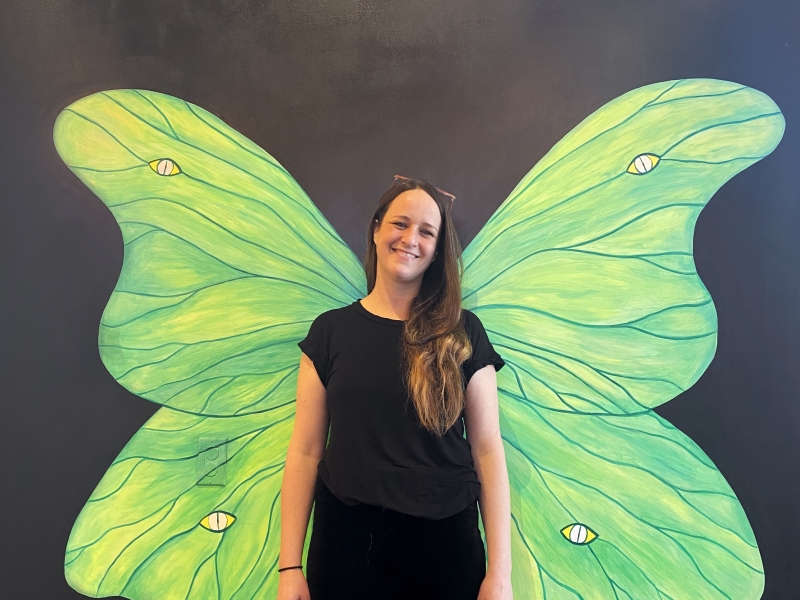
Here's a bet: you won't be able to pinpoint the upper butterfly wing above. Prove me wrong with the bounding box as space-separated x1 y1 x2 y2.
464 78 783 416
54 89 365 417
463 79 783 598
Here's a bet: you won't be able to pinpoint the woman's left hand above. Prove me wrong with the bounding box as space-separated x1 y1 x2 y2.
477 570 514 600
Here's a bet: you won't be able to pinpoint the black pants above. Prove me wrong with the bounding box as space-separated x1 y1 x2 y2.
307 478 486 600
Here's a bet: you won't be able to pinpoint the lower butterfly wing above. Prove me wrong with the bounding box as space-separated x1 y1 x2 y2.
463 79 783 598
54 90 365 418
65 406 295 599
504 405 762 599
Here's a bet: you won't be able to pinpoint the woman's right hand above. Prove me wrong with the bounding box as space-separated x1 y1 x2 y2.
277 569 311 600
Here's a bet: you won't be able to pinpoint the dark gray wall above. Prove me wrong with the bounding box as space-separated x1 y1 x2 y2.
1 1 798 597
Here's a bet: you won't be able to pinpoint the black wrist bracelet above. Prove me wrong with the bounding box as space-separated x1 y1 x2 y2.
278 565 303 573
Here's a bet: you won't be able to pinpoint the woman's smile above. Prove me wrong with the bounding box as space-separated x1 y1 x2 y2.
392 247 418 260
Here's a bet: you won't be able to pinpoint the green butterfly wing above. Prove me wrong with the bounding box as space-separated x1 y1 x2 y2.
64 407 294 599
463 79 783 598
54 90 366 597
54 89 365 417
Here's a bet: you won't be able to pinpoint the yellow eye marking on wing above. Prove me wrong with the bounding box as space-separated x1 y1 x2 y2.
199 511 236 533
148 158 181 176
626 153 661 175
560 523 598 545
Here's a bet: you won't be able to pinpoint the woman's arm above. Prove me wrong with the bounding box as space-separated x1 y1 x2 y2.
464 364 513 599
277 353 329 600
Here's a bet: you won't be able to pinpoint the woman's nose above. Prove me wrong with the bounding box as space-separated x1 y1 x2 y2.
402 228 419 245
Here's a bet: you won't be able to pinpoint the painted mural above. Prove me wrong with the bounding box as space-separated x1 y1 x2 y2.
54 79 784 599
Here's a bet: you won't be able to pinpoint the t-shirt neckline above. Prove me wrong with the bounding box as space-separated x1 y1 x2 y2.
354 299 405 327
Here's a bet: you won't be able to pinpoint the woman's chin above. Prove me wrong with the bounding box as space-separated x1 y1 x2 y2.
386 266 424 284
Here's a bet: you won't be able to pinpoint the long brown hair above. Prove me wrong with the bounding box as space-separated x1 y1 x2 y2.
365 178 472 436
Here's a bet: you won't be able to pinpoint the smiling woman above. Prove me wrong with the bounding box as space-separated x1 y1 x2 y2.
278 176 511 600
372 188 441 287
373 187 441 284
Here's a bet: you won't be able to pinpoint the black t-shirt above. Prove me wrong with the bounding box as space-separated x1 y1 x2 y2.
297 299 505 520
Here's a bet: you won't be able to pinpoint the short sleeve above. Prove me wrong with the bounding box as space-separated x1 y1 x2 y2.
461 310 505 386
297 313 330 387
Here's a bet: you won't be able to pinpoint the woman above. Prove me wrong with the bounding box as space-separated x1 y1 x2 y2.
277 177 512 600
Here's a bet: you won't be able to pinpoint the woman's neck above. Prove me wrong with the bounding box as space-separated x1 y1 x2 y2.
361 278 420 320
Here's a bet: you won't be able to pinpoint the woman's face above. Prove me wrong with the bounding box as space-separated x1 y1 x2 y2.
373 188 442 288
